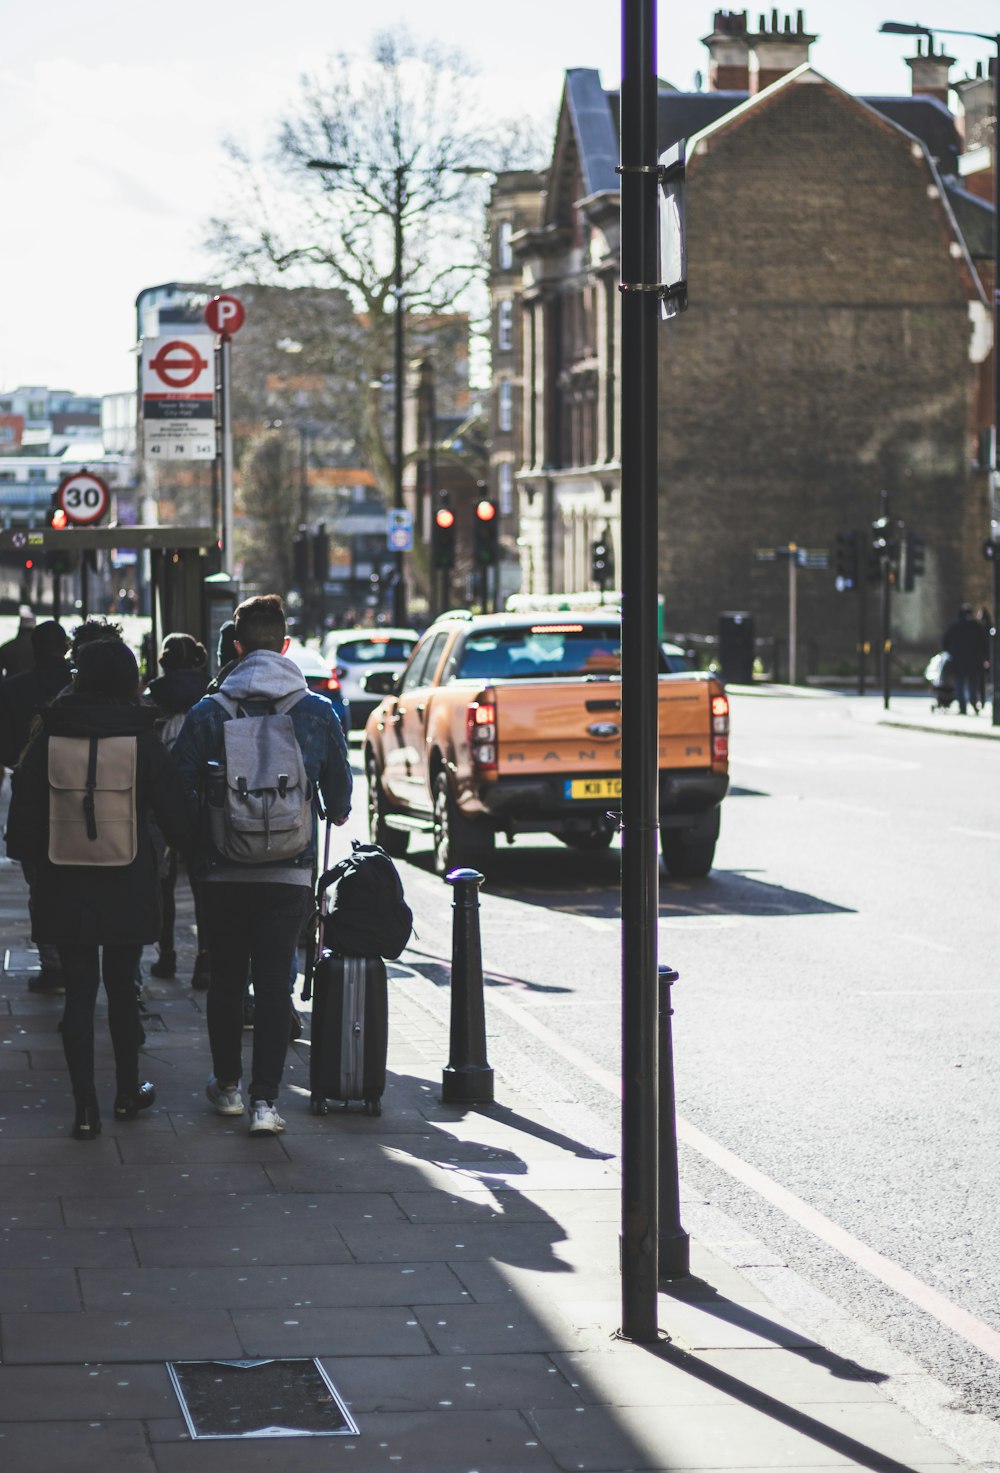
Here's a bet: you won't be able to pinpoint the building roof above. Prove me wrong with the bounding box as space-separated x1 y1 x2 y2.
942 177 995 259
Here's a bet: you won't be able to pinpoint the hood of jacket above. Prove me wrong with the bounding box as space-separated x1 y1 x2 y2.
218 649 307 706
40 695 159 739
147 668 210 715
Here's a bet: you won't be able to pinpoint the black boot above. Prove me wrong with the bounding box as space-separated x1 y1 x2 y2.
113 1081 156 1121
71 1092 101 1141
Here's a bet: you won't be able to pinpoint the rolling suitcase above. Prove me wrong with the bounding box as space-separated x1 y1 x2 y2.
309 951 388 1116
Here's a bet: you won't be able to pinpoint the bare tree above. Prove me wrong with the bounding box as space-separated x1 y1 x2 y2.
237 429 302 592
209 29 544 505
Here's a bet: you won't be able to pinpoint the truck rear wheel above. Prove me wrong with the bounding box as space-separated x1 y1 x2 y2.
433 773 494 877
367 757 410 858
660 828 716 879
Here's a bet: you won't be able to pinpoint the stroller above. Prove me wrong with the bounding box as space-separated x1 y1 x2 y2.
924 650 955 711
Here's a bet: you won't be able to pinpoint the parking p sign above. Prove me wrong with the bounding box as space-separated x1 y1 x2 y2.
387 508 413 551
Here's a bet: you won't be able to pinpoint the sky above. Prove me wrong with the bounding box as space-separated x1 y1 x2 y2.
2 0 997 399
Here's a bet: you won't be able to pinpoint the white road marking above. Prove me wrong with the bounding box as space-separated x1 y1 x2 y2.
895 933 954 954
476 978 1000 1368
809 799 889 818
951 826 1000 841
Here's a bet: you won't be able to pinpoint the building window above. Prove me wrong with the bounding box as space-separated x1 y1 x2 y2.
498 379 512 432
498 220 513 270
498 300 513 352
498 462 513 515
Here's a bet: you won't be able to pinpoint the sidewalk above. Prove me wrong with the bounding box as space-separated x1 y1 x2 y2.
730 681 1000 741
0 857 984 1471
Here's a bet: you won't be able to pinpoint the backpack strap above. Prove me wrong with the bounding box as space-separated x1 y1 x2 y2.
82 736 99 842
211 689 306 720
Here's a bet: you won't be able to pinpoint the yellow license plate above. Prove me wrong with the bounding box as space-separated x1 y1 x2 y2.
566 777 622 800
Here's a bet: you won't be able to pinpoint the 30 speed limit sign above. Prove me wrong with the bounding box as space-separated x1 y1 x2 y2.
56 472 111 526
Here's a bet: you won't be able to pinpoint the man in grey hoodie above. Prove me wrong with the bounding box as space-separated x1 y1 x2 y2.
172 595 352 1135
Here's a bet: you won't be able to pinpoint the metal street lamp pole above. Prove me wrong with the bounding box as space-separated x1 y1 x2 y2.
880 20 1000 722
619 0 660 1345
393 165 407 626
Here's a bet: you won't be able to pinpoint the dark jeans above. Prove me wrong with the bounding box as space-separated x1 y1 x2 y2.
58 943 144 1101
201 883 311 1103
22 862 61 973
159 851 204 956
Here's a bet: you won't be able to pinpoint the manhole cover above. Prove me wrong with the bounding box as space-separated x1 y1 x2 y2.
166 1358 357 1440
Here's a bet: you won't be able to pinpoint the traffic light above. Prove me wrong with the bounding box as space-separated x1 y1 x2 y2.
903 531 926 592
833 530 859 591
312 523 329 585
292 531 310 587
46 492 74 574
591 536 614 591
432 504 456 570
473 497 499 565
869 515 894 584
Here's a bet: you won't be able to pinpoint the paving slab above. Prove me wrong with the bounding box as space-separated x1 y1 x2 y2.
0 1226 134 1268
321 1351 583 1414
80 1261 467 1312
231 1305 434 1357
0 1361 176 1419
0 1308 245 1363
63 1188 403 1228
0 1419 156 1473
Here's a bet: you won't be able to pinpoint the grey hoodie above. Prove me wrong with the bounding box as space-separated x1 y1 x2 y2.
172 647 352 884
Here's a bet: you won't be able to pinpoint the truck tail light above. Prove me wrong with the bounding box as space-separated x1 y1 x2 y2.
711 690 729 762
467 688 498 774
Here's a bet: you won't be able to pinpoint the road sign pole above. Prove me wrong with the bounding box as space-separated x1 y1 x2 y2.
619 0 660 1345
858 559 867 698
220 334 234 578
788 549 798 686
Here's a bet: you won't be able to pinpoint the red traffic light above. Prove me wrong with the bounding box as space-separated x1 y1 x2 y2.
435 507 455 530
50 507 68 530
475 499 497 522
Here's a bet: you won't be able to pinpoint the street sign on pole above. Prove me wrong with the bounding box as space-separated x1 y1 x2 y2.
56 471 110 526
205 294 245 336
141 337 216 461
387 508 413 551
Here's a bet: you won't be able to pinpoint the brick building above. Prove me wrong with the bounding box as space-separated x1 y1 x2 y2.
493 11 996 672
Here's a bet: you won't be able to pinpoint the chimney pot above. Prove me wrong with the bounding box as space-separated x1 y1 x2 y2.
771 7 779 32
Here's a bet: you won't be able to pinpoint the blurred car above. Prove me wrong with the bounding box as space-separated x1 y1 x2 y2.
659 641 697 674
284 640 350 736
321 628 418 728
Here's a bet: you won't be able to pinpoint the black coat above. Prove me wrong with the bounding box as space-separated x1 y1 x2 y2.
146 668 210 717
943 615 989 678
0 656 73 768
5 697 197 945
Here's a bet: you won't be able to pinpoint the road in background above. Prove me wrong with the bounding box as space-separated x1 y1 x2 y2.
342 692 1000 1429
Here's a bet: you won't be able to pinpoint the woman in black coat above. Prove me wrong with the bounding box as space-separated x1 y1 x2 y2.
145 632 210 982
6 641 196 1139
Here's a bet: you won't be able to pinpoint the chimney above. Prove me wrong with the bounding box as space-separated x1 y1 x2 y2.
905 35 956 108
701 9 750 93
747 8 817 95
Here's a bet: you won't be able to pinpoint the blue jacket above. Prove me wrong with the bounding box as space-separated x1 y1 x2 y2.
171 648 352 879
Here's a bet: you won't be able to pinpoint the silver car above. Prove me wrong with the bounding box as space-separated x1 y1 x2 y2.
321 628 418 728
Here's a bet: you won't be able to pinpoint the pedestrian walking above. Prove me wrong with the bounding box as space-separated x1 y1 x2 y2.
0 620 74 992
0 607 36 679
5 640 195 1140
942 604 990 715
145 633 211 985
171 595 352 1136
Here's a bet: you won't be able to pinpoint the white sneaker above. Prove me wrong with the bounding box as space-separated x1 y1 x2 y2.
249 1100 285 1136
206 1075 245 1116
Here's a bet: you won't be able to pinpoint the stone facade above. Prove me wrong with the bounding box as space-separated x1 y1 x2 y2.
490 26 995 671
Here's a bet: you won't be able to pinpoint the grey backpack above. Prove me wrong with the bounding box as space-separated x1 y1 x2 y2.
208 691 312 864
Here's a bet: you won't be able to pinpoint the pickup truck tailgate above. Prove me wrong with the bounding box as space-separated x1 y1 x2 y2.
491 675 719 776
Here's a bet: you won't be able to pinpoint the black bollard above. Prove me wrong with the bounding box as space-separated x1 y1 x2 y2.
441 868 494 1105
658 964 690 1278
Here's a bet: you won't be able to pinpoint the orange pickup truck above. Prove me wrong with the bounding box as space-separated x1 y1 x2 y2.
362 610 730 878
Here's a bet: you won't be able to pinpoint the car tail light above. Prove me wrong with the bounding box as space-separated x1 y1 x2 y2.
711 690 729 762
325 677 341 693
467 688 498 773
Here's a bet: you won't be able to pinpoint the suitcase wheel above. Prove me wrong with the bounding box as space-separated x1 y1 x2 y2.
365 1098 382 1117
310 1096 328 1117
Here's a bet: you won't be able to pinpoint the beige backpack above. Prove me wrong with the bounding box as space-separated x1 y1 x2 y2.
48 735 138 866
